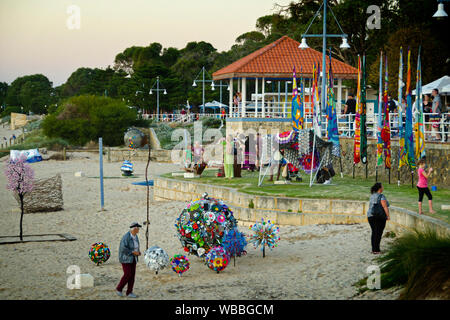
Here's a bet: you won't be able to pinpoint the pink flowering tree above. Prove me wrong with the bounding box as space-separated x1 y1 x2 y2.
4 155 34 241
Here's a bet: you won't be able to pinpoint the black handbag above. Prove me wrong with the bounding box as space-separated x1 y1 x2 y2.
372 194 386 219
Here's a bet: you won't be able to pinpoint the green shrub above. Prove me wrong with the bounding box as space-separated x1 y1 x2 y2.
201 116 222 129
249 199 254 209
42 95 136 146
1 106 22 117
377 229 450 299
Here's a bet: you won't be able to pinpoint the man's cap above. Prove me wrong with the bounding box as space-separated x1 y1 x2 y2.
130 222 142 228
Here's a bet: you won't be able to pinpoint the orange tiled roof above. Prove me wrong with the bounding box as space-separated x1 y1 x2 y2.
213 35 357 80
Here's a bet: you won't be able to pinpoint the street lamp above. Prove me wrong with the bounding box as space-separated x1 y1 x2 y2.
192 66 214 113
433 1 449 19
149 76 167 121
211 80 229 108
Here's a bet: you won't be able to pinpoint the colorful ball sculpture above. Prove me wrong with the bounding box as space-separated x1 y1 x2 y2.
221 227 247 266
144 246 170 274
175 193 237 256
170 254 190 276
249 219 280 258
89 242 111 265
204 246 230 273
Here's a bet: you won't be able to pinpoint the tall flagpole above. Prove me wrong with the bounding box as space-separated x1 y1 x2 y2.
376 52 383 182
397 47 403 186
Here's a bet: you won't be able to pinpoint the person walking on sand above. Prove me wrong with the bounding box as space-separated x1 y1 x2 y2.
115 222 142 298
416 159 435 215
367 183 390 254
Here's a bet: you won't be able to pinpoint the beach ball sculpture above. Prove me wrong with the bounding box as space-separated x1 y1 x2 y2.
175 193 238 257
124 127 145 149
89 242 111 265
221 227 247 266
204 246 230 273
144 246 170 275
120 160 134 176
249 219 280 258
170 254 190 277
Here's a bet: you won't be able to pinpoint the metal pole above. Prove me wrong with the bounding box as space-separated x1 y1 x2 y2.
321 0 327 115
99 137 104 210
157 76 160 122
202 67 205 114
220 80 223 106
284 81 288 118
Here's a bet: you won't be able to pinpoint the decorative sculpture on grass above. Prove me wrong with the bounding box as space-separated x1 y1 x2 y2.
4 155 34 241
249 219 280 258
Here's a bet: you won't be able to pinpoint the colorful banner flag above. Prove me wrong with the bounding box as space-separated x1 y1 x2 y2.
405 48 416 170
376 52 384 167
381 55 391 169
291 66 304 131
326 50 340 157
360 54 367 164
414 47 425 161
398 47 408 169
353 55 361 164
312 62 322 137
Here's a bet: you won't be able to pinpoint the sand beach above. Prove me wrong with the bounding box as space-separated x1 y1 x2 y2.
0 151 400 300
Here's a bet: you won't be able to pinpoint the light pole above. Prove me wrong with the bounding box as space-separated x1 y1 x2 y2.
192 66 214 114
298 0 350 187
211 80 230 110
149 76 167 122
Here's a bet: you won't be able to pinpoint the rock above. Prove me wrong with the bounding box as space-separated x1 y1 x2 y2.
80 274 94 288
38 148 47 155
74 171 85 177
15 174 64 213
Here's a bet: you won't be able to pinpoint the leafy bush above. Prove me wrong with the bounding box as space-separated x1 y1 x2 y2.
133 118 153 127
23 119 42 131
201 116 223 129
1 115 11 124
42 95 137 146
377 229 450 299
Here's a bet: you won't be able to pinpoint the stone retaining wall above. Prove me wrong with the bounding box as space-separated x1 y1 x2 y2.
154 176 450 238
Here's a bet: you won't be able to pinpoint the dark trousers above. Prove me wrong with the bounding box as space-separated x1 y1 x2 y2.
368 216 386 252
116 260 136 295
417 187 432 202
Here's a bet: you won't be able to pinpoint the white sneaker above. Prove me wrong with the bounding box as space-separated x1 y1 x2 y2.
115 290 123 297
127 293 137 298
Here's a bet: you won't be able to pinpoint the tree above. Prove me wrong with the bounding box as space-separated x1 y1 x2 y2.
42 95 137 146
4 155 34 241
0 82 8 109
6 74 52 114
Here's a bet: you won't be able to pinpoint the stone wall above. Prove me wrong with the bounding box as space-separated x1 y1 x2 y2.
154 176 450 238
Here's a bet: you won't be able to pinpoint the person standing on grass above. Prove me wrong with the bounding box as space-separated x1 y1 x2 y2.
416 159 435 215
367 183 390 254
116 222 142 298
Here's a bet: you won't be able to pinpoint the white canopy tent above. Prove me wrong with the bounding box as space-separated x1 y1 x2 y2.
198 100 228 109
412 75 450 95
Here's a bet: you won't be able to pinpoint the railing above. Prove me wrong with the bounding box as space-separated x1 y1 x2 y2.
143 113 223 123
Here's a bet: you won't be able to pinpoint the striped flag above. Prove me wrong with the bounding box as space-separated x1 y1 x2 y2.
381 55 391 169
327 50 340 157
414 47 425 161
291 66 304 131
353 55 361 164
376 52 384 167
398 47 408 169
312 62 322 137
360 54 368 164
405 48 416 170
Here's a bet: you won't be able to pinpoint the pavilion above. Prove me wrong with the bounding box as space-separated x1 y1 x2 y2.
213 35 358 119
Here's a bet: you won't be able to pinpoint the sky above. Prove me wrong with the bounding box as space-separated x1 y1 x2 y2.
0 0 291 86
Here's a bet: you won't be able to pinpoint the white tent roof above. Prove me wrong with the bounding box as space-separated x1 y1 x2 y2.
412 75 450 95
199 100 228 108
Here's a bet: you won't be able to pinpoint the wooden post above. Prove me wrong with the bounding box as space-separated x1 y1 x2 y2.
388 167 391 184
63 147 66 161
375 166 378 182
352 163 355 179
365 162 368 179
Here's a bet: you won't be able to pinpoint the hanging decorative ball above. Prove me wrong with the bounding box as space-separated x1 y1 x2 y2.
89 242 111 265
204 246 230 273
144 246 170 274
170 254 190 276
175 195 237 256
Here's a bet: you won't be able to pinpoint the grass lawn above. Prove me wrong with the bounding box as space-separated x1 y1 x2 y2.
162 168 450 224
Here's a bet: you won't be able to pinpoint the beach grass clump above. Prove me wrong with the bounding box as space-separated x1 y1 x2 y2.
377 229 450 299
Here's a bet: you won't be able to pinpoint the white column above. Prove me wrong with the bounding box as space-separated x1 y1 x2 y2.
262 77 265 118
242 77 247 118
337 78 342 114
255 78 258 117
229 78 233 117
